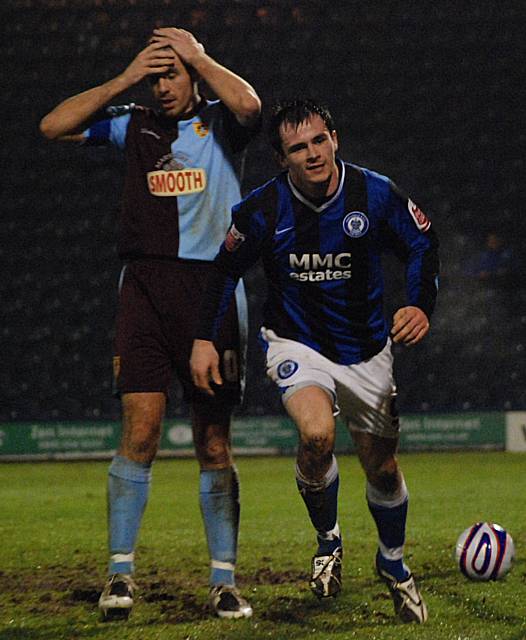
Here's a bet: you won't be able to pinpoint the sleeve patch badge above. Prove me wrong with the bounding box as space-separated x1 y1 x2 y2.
224 224 247 252
408 199 431 232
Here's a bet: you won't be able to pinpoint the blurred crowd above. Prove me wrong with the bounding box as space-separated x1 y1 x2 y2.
2 0 525 420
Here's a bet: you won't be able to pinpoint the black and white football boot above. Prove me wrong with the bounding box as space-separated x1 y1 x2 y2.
209 585 253 619
98 573 136 621
310 546 343 598
376 560 428 623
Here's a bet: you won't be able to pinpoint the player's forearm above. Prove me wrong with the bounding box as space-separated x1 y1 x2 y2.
406 269 438 319
39 74 132 140
191 54 261 126
195 265 240 342
406 232 440 319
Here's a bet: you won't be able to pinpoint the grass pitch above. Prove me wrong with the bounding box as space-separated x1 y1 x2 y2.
0 452 524 640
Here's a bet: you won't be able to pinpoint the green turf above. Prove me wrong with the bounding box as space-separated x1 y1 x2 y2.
0 452 524 639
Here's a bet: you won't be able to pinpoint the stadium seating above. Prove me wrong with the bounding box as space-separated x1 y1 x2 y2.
2 0 524 420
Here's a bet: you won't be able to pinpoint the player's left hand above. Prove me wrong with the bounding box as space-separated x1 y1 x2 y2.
391 306 430 345
190 339 223 396
151 28 205 66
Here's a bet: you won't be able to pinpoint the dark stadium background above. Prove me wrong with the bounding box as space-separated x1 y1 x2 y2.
2 0 525 422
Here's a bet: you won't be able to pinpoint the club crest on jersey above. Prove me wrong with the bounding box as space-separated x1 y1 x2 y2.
343 211 369 238
193 122 209 138
225 224 246 252
277 360 299 379
408 199 431 232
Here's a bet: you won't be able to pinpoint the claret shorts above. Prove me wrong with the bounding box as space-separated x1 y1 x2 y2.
113 259 247 406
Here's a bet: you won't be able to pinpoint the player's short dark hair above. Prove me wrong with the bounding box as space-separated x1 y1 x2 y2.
268 98 336 156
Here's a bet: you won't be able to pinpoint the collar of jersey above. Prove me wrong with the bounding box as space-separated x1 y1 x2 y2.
156 96 207 127
287 159 345 213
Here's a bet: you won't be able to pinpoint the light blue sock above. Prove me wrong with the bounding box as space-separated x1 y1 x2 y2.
199 467 239 587
107 455 152 575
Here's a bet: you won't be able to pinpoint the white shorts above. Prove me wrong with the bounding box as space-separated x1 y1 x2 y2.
261 328 399 439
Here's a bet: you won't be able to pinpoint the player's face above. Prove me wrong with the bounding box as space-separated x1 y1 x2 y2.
150 53 197 118
278 114 339 198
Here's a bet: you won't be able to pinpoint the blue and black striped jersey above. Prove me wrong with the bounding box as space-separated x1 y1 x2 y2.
197 160 439 365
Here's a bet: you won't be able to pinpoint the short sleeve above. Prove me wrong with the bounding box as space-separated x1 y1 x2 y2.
83 107 133 149
218 102 261 153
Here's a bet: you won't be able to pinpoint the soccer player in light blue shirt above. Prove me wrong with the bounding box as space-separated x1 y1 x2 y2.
40 27 261 620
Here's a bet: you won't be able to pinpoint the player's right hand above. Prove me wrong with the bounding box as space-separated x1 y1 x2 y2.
120 42 175 86
190 339 223 396
391 306 430 345
151 28 205 67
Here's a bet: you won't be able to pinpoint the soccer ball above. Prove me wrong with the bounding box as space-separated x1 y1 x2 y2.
455 522 515 581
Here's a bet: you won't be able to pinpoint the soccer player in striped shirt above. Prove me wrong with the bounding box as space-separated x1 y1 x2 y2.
191 98 439 624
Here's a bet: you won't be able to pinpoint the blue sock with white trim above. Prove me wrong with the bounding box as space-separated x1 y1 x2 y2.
107 455 152 575
367 477 410 581
296 455 341 555
200 467 239 587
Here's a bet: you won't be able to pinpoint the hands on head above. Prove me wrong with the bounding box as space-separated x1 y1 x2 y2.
121 40 175 85
150 27 205 66
122 28 204 86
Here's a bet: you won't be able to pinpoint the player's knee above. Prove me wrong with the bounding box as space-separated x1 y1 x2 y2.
196 435 231 468
367 458 400 495
301 431 334 460
375 469 399 495
121 423 160 463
